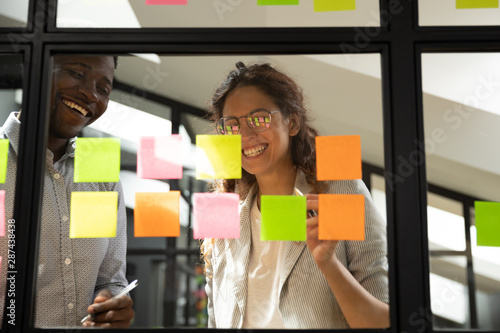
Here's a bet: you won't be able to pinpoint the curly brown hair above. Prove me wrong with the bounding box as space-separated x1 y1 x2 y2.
208 61 326 197
201 62 326 273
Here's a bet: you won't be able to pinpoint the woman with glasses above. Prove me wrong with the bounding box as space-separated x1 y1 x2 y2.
202 62 389 329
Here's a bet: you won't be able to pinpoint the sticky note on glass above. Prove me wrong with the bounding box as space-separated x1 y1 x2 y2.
196 135 241 179
193 193 240 239
0 191 5 237
146 0 188 4
319 194 365 240
316 135 362 181
75 138 120 182
314 0 356 11
70 192 118 238
261 196 306 241
475 201 500 247
134 192 180 237
137 135 182 179
0 139 9 184
456 0 499 9
258 0 299 4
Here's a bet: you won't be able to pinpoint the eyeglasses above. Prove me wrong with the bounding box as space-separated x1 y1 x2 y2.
216 109 280 135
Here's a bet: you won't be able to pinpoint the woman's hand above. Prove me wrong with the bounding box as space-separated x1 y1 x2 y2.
305 194 339 268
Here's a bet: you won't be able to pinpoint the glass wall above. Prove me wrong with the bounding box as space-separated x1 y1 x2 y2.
34 53 388 328
0 53 23 326
56 0 381 28
422 52 500 330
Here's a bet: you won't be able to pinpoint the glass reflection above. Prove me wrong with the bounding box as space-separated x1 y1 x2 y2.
0 54 23 326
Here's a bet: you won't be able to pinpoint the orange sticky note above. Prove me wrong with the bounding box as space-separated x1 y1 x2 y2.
316 135 362 181
134 192 180 237
318 194 365 240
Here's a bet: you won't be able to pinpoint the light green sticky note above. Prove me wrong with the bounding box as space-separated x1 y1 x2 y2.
70 191 118 238
74 138 120 182
314 0 356 11
196 135 241 179
258 0 299 5
0 139 8 184
261 196 306 241
456 0 499 8
475 201 500 247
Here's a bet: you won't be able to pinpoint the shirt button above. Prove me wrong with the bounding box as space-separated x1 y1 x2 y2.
62 216 69 222
64 258 71 265
67 303 74 309
53 173 61 179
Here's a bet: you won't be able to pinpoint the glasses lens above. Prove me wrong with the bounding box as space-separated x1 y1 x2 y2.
218 118 240 135
248 110 271 131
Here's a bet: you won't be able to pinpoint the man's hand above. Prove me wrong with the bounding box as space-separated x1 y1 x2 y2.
82 289 134 328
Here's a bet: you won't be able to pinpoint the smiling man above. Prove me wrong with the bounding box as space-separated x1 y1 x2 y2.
0 54 134 328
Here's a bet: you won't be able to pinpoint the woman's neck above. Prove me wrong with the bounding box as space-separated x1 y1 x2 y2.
256 165 297 198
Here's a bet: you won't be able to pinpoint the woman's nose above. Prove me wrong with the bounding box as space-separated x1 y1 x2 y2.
239 120 256 139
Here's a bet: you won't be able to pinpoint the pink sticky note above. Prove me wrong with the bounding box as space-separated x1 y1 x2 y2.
0 191 4 237
146 0 187 4
193 193 240 239
137 135 183 179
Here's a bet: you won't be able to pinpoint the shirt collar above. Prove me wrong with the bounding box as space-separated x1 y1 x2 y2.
1 112 22 156
2 111 77 160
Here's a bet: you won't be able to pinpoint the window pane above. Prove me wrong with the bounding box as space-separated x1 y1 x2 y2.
428 193 465 251
429 256 470 329
422 52 500 331
419 0 500 27
470 225 500 330
56 0 381 28
0 54 23 326
0 0 29 27
37 53 388 329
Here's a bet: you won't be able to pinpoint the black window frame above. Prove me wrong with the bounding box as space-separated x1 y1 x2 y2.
1 0 500 332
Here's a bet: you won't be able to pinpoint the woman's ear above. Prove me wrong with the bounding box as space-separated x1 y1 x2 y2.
288 113 300 137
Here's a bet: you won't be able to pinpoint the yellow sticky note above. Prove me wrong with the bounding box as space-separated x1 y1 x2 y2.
456 0 499 9
257 0 299 5
319 194 365 240
70 192 118 238
316 135 362 181
0 139 9 184
75 138 121 183
134 192 180 237
314 0 356 11
196 135 241 179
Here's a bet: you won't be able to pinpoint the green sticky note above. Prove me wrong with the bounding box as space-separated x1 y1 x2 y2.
261 195 306 241
258 0 299 5
475 201 500 247
457 0 499 8
0 139 8 184
70 191 118 238
196 135 241 179
314 0 355 11
75 138 120 182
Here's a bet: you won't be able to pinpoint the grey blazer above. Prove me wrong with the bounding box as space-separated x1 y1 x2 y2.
205 172 389 329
